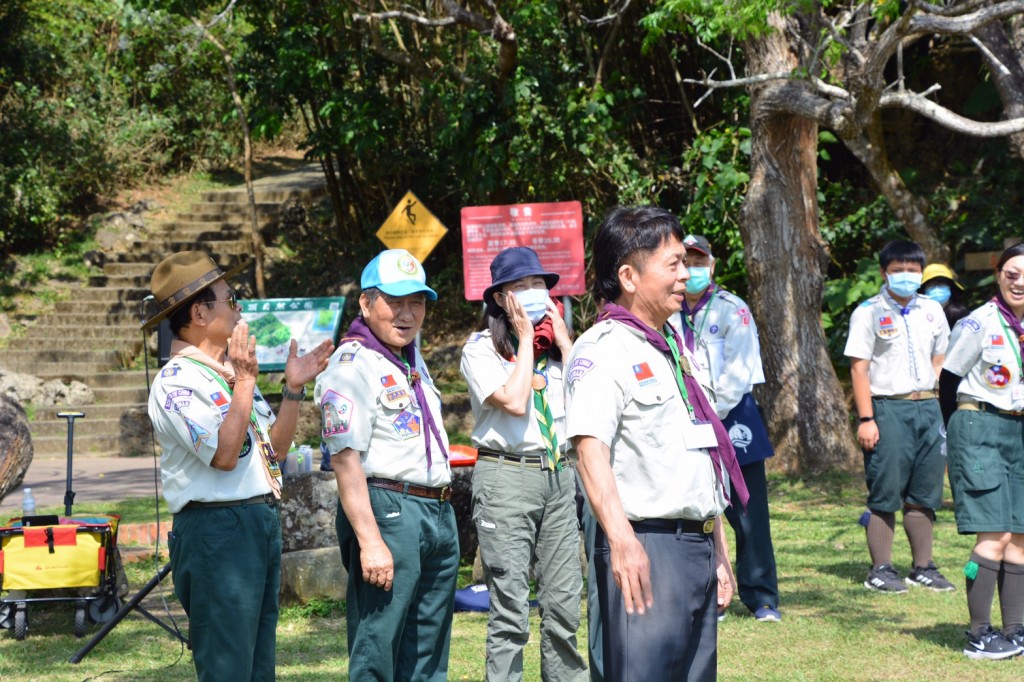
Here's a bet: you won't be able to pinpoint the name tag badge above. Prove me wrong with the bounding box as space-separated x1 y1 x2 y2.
1012 384 1024 403
681 419 719 450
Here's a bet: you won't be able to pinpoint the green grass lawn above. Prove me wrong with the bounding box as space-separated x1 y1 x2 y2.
2 471 1023 680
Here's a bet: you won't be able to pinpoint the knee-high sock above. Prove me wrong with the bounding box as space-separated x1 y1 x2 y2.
998 561 1024 632
903 508 934 568
866 510 896 567
967 552 1001 637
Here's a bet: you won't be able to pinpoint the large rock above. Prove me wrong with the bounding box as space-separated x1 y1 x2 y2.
0 395 33 505
38 378 94 407
279 546 347 605
279 471 339 553
0 369 43 405
120 406 154 457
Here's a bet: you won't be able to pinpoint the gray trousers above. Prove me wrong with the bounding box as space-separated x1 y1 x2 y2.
595 520 718 682
472 457 588 682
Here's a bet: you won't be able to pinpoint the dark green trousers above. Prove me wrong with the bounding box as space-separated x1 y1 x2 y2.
169 502 281 682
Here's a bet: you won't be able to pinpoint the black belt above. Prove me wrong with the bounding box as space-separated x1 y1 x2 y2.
367 477 452 502
477 450 545 468
184 493 278 510
630 518 716 535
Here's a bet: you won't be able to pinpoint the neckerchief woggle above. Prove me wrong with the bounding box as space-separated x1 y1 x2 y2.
345 316 448 469
598 302 749 510
680 283 717 352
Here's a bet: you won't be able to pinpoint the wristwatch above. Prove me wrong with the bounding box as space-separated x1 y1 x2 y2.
859 416 875 423
281 384 307 402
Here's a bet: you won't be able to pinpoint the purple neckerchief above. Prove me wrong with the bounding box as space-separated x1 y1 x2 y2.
680 283 718 352
993 295 1024 359
345 316 448 469
599 302 749 510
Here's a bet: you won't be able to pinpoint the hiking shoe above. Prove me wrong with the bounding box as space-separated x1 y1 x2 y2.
864 564 908 593
906 562 955 592
1005 625 1024 650
963 626 1023 660
754 606 781 622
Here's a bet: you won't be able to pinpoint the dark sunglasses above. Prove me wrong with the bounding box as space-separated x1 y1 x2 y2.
204 290 239 309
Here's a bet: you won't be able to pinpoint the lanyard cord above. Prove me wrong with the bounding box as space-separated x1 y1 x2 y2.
662 331 696 421
996 315 1024 380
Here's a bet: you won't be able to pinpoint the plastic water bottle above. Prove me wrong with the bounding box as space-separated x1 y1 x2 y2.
22 488 36 517
299 445 314 472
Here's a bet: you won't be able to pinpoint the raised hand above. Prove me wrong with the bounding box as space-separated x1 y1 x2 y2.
228 320 258 382
284 338 334 390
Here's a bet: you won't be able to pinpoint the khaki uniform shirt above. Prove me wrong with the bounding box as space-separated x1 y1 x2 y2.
944 302 1024 411
148 358 276 514
564 319 727 521
459 330 566 455
314 339 451 488
844 289 950 395
669 287 765 417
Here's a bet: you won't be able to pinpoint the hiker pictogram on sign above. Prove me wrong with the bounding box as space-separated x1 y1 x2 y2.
376 191 448 262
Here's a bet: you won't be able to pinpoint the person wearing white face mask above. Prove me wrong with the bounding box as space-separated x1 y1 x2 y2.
460 246 587 682
669 234 781 623
845 240 954 595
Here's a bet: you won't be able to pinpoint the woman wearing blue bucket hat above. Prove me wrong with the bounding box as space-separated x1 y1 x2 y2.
460 246 587 681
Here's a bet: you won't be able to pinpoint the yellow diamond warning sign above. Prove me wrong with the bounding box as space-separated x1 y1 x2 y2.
376 191 448 262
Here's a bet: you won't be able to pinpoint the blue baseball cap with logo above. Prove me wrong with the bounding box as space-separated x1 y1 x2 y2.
360 249 438 300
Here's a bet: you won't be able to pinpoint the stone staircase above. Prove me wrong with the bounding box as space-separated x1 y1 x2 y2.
6 164 327 458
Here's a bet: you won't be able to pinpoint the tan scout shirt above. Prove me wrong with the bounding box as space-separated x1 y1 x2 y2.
944 302 1024 411
844 289 950 395
459 330 566 455
314 339 451 488
564 319 727 521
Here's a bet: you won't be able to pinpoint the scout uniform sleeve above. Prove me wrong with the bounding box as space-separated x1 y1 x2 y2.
564 337 626 448
844 301 876 360
157 370 224 467
315 344 377 455
931 303 951 356
460 333 510 406
943 315 983 377
715 298 761 415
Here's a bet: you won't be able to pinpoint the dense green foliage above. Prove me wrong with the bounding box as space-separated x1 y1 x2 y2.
0 0 239 257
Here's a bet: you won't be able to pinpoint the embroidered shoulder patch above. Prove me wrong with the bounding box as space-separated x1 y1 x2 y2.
567 357 595 384
160 366 180 378
181 414 209 452
960 318 982 333
164 389 193 413
321 389 354 436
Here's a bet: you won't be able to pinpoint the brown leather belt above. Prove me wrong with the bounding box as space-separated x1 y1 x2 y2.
880 391 937 401
958 400 1024 418
631 518 716 535
367 477 452 502
477 450 545 469
184 493 278 510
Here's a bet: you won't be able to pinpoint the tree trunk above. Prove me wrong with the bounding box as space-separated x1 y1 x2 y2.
742 14 858 475
0 395 32 504
975 18 1024 159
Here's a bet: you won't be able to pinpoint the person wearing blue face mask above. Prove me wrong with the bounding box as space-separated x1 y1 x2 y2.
845 240 954 595
460 246 587 682
670 234 781 624
920 263 970 328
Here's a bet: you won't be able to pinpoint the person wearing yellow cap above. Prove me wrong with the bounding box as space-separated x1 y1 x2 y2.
920 263 970 328
143 252 333 681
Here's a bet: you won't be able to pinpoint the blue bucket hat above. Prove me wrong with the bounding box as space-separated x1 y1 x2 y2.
483 247 559 316
361 249 437 300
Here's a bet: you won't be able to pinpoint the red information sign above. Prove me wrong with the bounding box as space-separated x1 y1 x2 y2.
461 201 586 301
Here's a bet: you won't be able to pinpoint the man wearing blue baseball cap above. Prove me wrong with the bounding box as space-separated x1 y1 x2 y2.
314 249 458 680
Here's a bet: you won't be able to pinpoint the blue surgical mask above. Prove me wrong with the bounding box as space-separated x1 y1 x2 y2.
685 267 711 295
887 272 923 299
923 284 952 305
513 288 549 324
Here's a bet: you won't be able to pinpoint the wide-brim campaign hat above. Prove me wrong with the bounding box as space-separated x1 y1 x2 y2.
683 234 713 258
361 249 437 301
921 263 965 291
483 246 559 317
141 252 250 330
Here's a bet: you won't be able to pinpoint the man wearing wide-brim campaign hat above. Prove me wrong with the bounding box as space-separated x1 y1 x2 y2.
314 248 459 680
144 251 333 681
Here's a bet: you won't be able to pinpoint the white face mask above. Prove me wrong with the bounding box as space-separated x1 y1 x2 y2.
512 288 549 324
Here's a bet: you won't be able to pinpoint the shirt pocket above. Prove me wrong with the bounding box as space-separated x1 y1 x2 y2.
628 388 675 448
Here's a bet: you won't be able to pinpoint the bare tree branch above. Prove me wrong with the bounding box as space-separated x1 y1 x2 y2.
581 0 633 27
880 90 1024 135
910 0 996 17
352 11 456 27
910 0 1024 35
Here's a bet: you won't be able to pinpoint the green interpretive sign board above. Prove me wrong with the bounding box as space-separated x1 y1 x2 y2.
240 297 346 372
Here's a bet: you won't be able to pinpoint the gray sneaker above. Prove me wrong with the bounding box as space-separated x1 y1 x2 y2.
906 562 955 592
864 564 908 593
963 626 1022 660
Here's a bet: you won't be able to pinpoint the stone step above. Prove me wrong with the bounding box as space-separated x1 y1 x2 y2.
176 208 278 223
7 337 139 353
88 274 151 288
76 371 151 389
32 416 122 439
2 358 126 378
93 385 150 403
52 299 145 315
109 240 252 263
29 403 143 420
15 324 141 340
31 433 120 458
37 311 143 326
75 287 150 303
3 348 123 364
102 262 156 278
199 185 326 204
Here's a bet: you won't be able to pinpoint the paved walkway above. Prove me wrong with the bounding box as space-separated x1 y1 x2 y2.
0 455 161 516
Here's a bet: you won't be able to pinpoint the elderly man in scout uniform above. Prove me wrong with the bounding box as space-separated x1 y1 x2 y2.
565 206 746 682
669 234 781 622
845 239 953 595
144 252 332 681
315 249 458 681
